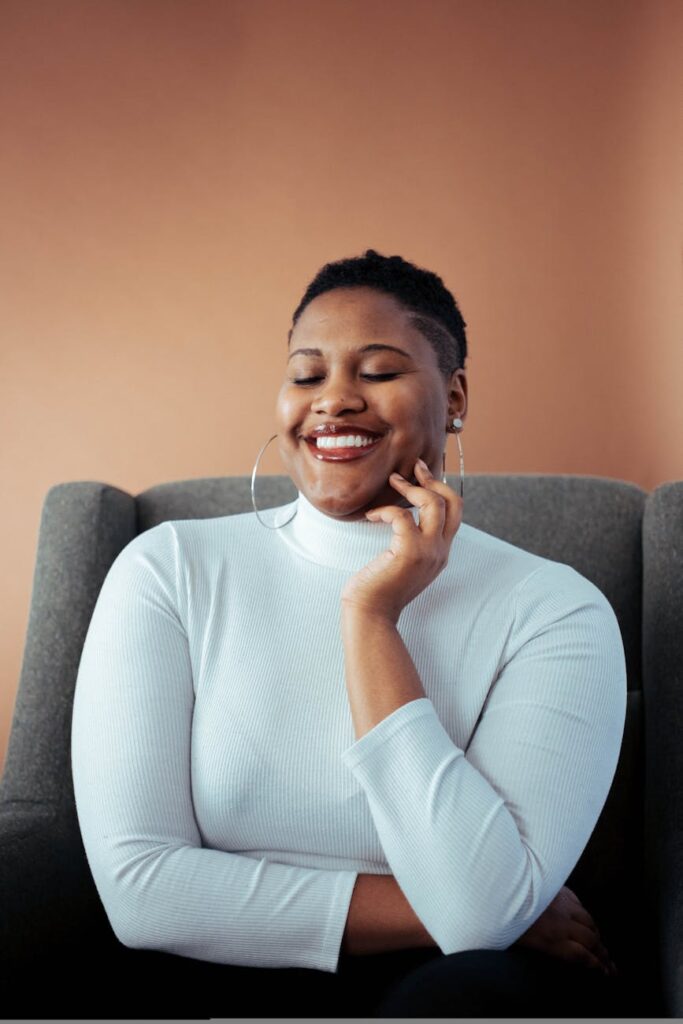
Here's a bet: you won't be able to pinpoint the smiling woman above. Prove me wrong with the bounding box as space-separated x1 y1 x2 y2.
71 249 628 1018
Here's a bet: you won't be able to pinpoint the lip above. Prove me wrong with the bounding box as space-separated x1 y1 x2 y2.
302 435 384 462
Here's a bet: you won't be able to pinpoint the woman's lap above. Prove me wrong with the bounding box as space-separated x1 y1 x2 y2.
137 944 628 1018
372 947 628 1018
129 945 438 1017
180 946 440 1017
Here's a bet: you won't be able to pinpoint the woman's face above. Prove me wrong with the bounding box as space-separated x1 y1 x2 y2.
275 286 467 520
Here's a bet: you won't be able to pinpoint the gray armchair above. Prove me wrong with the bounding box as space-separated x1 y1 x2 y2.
1 474 680 1018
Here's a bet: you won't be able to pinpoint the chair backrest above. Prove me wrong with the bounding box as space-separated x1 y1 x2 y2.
1 472 647 970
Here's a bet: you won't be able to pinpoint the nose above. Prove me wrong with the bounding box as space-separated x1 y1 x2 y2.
311 373 367 416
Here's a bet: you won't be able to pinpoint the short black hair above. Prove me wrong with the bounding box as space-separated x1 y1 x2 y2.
288 248 468 377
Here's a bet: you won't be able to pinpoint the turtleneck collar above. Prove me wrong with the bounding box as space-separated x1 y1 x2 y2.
272 490 420 572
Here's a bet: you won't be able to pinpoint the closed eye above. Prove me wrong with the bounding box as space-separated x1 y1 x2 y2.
292 373 401 385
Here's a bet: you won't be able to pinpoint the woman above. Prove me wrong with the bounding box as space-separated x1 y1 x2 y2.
71 249 627 1018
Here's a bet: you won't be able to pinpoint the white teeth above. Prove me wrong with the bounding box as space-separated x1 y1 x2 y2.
314 434 378 449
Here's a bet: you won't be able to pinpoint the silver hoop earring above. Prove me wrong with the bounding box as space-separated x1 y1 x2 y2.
442 418 465 498
250 434 297 530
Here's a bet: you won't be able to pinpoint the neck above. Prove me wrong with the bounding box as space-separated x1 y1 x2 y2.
273 490 419 571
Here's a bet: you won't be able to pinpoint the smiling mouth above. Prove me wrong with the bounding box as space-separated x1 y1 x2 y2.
302 434 384 462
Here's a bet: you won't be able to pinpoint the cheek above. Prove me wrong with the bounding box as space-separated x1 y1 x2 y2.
275 389 302 433
391 404 445 471
395 390 442 439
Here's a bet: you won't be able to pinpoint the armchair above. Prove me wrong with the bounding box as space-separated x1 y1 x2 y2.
1 474 680 1017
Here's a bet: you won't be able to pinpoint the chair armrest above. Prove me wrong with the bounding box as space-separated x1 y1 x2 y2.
0 811 232 1019
0 810 114 971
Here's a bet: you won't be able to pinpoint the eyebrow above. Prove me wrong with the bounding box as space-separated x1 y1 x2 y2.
287 343 414 362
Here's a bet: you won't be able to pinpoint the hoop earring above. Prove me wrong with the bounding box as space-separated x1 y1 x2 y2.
442 418 464 498
250 434 298 530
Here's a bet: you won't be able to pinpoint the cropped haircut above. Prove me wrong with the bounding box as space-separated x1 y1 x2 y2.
288 248 468 377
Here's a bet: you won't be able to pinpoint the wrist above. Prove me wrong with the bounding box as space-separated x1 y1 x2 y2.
340 599 401 628
343 874 437 955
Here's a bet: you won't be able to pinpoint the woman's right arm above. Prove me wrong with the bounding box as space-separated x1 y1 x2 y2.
71 524 358 974
343 876 616 977
342 874 438 955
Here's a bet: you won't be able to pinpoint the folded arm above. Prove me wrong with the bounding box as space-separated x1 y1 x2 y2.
340 562 627 954
71 525 357 973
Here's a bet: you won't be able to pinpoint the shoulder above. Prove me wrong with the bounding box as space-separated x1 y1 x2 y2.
453 521 547 569
167 504 294 560
449 521 550 593
456 529 628 715
111 505 296 596
452 522 619 627
117 505 290 562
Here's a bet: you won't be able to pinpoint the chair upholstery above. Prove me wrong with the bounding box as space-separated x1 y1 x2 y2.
1 473 680 1017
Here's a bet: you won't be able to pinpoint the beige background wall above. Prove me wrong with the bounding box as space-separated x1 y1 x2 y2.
1 0 681 775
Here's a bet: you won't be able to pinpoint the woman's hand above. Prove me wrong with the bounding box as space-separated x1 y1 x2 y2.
341 459 463 625
513 886 618 977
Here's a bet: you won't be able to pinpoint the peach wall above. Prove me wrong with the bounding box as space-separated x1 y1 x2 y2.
1 0 681 775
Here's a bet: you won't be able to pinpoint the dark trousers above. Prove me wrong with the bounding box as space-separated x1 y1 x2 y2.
129 943 635 1019
8 940 647 1019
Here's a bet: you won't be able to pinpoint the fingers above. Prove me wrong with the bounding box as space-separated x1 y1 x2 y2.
389 470 446 535
565 939 609 974
415 460 463 539
565 939 617 977
563 888 597 930
561 886 583 908
569 904 600 935
563 892 618 976
564 926 618 978
365 503 421 538
587 933 618 977
387 460 462 539
568 923 613 971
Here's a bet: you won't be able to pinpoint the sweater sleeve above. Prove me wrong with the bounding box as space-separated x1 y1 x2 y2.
339 561 627 953
71 523 358 973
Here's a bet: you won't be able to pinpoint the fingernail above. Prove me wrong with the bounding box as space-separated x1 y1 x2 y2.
416 458 431 473
391 472 404 480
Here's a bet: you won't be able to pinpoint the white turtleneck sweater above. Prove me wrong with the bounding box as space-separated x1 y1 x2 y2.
71 491 626 974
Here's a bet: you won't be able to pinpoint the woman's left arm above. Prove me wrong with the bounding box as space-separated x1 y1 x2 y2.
341 459 462 739
339 460 627 955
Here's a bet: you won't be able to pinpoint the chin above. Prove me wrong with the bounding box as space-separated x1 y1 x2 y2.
301 479 397 520
307 492 370 520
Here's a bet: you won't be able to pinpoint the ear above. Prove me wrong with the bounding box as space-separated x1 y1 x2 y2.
447 369 468 424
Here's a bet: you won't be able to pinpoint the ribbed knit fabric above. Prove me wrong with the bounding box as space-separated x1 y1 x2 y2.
71 491 627 974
